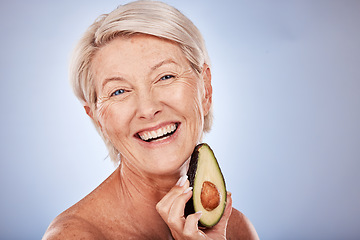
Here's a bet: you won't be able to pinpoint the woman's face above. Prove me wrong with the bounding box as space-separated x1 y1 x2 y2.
90 35 212 176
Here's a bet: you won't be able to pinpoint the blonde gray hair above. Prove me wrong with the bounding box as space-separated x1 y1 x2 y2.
70 0 213 163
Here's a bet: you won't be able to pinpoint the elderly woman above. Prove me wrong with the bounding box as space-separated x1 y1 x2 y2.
43 1 258 239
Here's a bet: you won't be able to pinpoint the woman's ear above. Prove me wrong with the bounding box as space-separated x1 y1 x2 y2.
84 104 103 131
84 104 94 119
202 64 213 116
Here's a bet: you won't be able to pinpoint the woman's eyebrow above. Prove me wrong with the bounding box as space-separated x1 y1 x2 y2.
101 76 127 89
101 59 179 88
151 59 178 71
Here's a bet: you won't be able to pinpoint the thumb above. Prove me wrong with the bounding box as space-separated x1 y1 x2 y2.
211 191 233 231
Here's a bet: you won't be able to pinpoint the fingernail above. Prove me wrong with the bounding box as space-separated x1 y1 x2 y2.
176 175 188 187
195 211 202 220
183 186 193 194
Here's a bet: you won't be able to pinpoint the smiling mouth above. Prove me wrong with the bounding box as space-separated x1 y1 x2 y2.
137 123 179 142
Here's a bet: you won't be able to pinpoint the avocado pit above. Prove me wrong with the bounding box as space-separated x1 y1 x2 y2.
201 181 220 211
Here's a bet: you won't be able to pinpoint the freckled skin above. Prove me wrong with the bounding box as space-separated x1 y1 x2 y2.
91 35 208 177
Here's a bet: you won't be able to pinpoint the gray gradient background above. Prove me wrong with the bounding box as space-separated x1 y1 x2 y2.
1 0 360 239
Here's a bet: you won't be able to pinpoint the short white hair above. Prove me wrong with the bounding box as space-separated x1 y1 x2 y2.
70 0 213 163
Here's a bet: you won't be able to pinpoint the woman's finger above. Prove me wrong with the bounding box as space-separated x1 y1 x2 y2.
183 212 206 239
207 191 233 234
221 192 233 223
156 177 189 221
166 186 193 232
160 175 189 203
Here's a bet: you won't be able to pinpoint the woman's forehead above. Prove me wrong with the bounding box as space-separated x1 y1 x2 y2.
92 35 188 77
98 34 182 58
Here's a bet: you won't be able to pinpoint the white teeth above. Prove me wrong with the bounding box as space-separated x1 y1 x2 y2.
170 124 176 132
156 128 163 137
151 131 158 139
144 132 151 140
138 123 177 141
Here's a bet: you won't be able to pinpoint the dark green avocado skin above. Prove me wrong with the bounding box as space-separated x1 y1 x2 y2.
184 144 201 219
184 143 226 228
187 144 202 188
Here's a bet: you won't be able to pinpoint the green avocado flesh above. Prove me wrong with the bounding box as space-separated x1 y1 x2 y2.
185 143 227 228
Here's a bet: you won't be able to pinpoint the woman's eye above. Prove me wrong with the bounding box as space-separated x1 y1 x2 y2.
160 75 175 81
111 89 125 96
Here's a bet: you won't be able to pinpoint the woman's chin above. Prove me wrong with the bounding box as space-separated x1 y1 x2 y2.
151 155 188 174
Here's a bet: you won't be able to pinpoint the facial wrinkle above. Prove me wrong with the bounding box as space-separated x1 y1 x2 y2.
177 68 205 142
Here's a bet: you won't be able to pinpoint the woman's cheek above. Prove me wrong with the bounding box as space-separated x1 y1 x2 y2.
172 79 205 138
167 79 200 106
97 101 123 137
181 79 205 117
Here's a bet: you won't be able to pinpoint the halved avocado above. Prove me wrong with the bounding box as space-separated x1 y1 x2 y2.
185 143 227 228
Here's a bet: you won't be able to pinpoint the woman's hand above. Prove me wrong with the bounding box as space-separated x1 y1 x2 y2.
156 176 233 239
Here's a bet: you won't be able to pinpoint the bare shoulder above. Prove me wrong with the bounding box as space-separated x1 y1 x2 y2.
42 213 105 240
42 168 120 240
226 207 259 240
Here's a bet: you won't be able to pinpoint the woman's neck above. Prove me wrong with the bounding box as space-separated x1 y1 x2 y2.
117 157 189 206
111 158 188 239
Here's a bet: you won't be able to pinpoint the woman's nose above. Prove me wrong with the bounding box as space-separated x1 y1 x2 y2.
136 92 162 120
